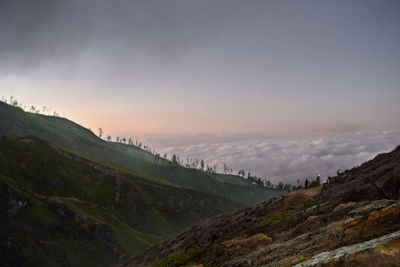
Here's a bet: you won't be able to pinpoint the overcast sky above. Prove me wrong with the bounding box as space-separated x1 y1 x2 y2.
1 1 400 183
1 0 399 135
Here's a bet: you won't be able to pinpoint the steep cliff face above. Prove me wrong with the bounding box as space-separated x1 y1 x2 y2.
129 146 400 266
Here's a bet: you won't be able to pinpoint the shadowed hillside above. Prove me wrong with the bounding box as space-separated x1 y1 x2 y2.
0 135 246 266
0 101 283 206
130 146 400 266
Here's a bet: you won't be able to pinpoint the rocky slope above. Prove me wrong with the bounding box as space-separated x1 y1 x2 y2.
129 146 400 266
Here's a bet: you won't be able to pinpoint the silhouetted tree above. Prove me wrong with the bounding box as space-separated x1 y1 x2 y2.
305 179 309 189
107 135 111 141
223 163 228 174
264 179 273 188
98 128 103 138
238 169 245 178
171 154 177 164
206 164 214 173
309 175 322 188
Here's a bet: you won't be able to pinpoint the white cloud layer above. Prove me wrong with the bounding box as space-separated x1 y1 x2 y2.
141 131 400 185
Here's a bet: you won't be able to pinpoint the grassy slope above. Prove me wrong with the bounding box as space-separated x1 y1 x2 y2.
0 135 244 266
0 101 283 205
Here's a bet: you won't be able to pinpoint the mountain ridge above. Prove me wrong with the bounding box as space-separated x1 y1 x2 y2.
0 134 248 266
0 101 283 206
129 146 400 266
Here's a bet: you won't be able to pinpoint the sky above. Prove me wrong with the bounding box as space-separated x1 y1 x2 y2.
1 0 400 183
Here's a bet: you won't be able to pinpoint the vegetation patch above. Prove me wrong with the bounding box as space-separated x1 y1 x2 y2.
149 248 204 267
149 245 221 267
262 209 296 224
262 198 320 225
366 162 395 180
301 198 320 209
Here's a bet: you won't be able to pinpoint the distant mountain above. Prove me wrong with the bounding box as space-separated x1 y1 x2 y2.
0 101 283 206
0 135 245 266
130 146 400 266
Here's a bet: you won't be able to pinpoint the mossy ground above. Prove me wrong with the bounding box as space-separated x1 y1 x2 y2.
0 135 243 266
261 198 320 224
148 244 222 267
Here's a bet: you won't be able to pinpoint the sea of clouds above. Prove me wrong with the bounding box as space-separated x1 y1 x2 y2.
140 131 400 185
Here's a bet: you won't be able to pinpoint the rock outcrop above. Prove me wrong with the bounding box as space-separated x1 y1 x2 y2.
129 146 400 266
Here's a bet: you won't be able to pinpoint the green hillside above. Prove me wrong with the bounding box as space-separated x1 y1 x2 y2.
0 135 245 266
0 101 283 206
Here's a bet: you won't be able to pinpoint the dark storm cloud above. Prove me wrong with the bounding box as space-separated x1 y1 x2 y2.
0 0 242 74
0 0 91 72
